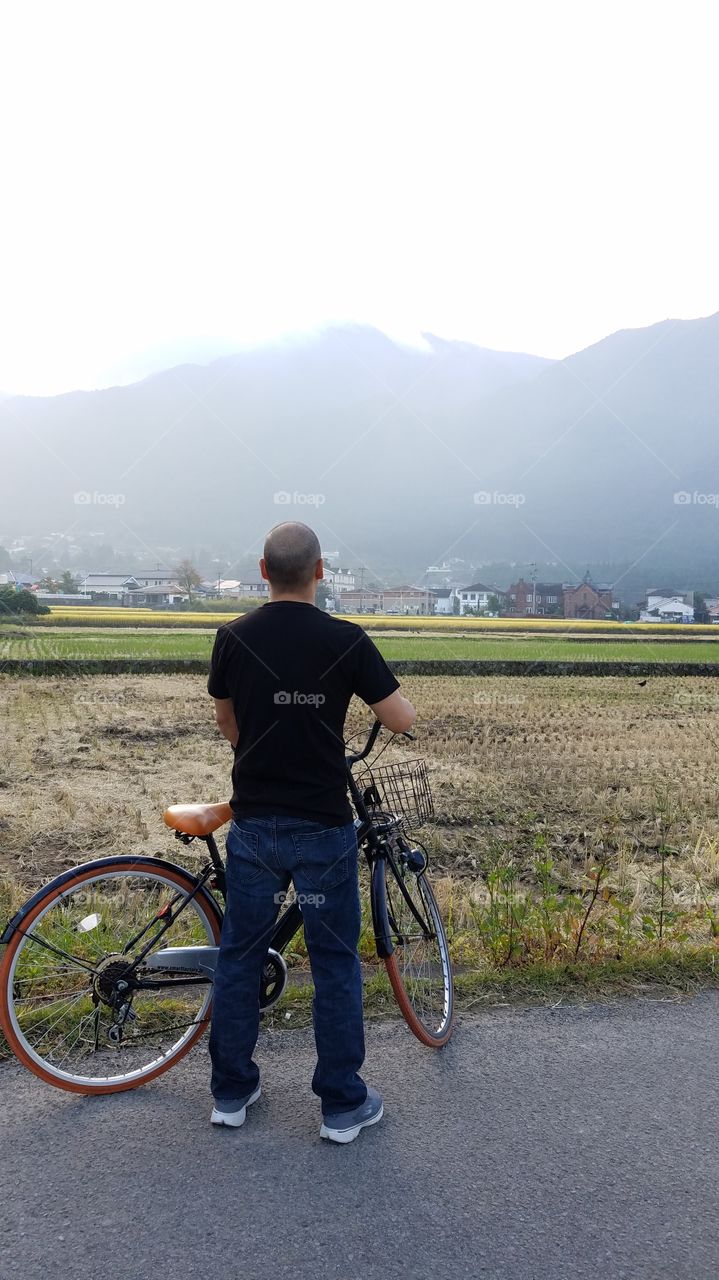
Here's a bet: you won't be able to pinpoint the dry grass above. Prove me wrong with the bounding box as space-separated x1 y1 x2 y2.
1 672 718 871
1 673 718 963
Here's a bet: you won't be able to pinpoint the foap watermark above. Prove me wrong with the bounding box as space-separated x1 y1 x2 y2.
273 490 326 506
674 689 719 709
473 490 525 507
274 890 325 907
274 690 326 706
74 690 127 706
74 490 126 507
674 490 719 507
473 691 527 707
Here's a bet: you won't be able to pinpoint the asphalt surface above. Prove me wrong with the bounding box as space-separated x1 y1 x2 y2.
2 993 717 1280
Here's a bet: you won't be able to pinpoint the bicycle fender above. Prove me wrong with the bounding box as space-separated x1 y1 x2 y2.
0 854 223 944
370 855 394 959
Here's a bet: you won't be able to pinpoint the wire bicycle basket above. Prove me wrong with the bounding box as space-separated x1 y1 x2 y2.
357 757 434 828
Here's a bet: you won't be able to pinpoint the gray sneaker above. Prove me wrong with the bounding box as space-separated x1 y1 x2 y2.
210 1084 261 1128
320 1087 384 1144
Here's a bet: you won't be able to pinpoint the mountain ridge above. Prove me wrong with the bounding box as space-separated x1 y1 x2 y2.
2 316 718 580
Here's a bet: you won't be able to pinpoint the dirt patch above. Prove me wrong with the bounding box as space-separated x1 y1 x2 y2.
2 673 719 904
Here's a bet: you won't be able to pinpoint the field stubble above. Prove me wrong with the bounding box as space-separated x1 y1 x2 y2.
1 674 717 1013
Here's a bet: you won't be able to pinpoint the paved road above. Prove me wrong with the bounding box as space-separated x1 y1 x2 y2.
2 993 717 1280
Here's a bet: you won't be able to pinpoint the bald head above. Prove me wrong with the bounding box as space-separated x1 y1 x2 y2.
262 522 322 591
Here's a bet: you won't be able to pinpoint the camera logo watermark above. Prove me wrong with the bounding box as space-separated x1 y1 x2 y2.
274 690 326 706
74 490 126 507
674 689 719 708
474 490 525 507
674 491 719 507
274 890 325 907
274 490 325 506
271 896 324 906
473 691 527 707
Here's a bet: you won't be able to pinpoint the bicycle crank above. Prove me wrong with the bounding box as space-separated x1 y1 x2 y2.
145 944 289 1009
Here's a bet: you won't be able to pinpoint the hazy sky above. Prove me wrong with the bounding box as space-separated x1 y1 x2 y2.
2 0 718 395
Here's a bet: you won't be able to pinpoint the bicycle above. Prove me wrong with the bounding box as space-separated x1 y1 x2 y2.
0 720 454 1094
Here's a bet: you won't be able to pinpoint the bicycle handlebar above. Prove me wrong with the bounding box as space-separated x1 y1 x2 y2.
345 720 415 768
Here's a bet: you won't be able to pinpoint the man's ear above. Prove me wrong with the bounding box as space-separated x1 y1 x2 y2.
315 558 324 581
259 558 269 582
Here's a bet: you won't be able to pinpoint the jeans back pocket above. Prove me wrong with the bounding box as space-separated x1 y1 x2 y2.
226 822 264 885
291 824 353 891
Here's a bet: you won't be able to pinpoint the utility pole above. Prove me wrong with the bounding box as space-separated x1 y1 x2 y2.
359 565 365 614
529 561 537 616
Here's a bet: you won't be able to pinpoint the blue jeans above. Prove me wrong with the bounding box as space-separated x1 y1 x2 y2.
209 816 367 1116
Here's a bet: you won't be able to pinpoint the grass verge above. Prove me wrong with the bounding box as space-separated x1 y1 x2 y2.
261 948 719 1032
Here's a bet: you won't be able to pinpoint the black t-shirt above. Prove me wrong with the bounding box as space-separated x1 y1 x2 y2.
207 602 400 825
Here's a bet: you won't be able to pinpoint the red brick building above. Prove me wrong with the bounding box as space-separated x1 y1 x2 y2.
563 577 613 620
504 579 564 617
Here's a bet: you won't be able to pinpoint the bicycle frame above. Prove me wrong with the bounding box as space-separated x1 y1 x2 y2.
144 720 401 979
0 722 411 990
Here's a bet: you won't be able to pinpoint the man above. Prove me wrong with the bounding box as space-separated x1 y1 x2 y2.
207 522 416 1144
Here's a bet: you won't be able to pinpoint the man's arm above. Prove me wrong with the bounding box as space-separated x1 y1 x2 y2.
212 697 239 748
369 688 416 734
351 628 416 733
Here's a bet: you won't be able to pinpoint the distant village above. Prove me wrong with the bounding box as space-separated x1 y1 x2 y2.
1 555 716 623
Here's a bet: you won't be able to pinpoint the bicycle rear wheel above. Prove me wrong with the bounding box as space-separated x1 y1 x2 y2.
379 841 453 1046
0 857 222 1094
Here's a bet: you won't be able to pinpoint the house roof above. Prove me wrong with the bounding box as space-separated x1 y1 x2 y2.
459 582 504 594
1 571 38 586
81 570 178 585
433 588 453 598
563 581 612 596
82 574 138 588
507 579 562 592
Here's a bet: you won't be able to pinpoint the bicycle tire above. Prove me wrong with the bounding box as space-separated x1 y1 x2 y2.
0 857 223 1094
378 849 454 1047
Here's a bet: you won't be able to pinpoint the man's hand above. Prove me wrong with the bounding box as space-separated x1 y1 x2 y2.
212 697 239 748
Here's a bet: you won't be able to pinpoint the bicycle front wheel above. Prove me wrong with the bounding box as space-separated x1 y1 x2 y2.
0 857 222 1094
379 844 454 1047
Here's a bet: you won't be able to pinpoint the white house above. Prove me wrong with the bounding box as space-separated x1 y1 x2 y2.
79 573 189 605
640 592 695 623
216 577 269 599
130 583 188 606
456 582 504 616
238 575 269 597
133 570 180 588
322 565 356 593
80 574 139 599
433 588 456 615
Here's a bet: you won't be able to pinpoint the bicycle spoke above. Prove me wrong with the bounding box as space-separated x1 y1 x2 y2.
2 864 220 1088
383 858 453 1042
20 930 98 975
